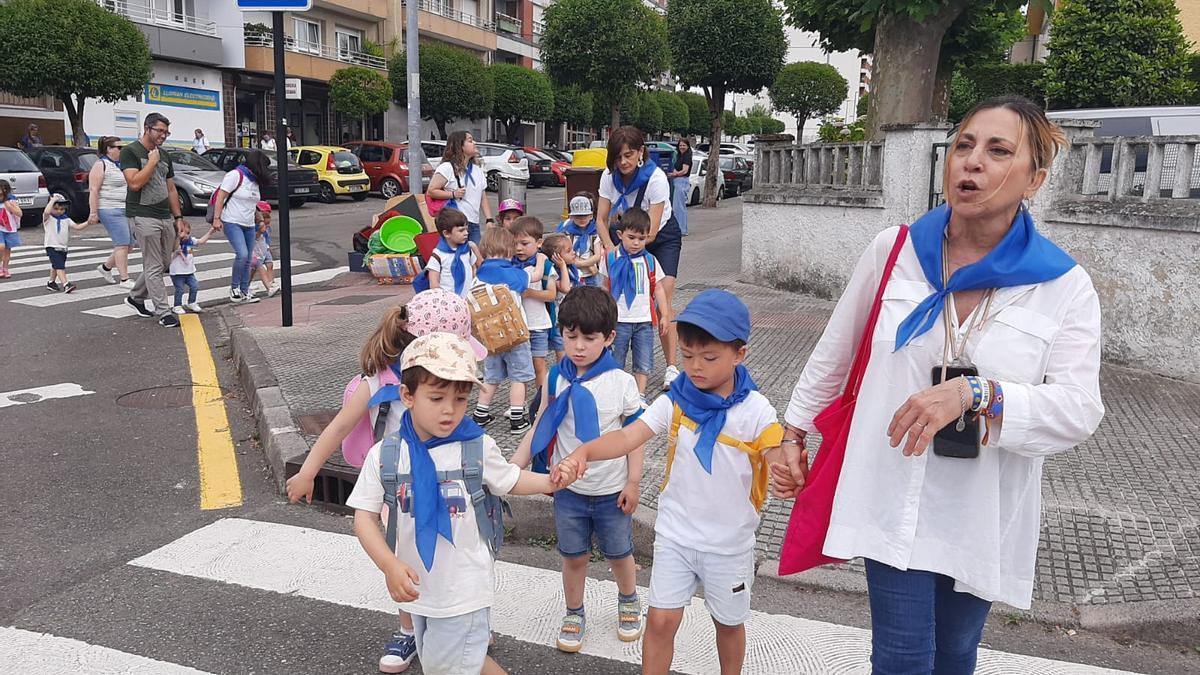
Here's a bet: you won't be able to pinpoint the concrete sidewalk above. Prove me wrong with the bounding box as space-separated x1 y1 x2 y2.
222 199 1200 645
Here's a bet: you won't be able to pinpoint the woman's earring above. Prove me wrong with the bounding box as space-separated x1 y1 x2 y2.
637 158 645 168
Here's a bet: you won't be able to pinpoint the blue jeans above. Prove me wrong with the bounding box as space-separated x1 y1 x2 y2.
172 274 199 305
864 559 992 675
671 176 690 234
613 321 655 375
468 221 481 245
225 223 257 294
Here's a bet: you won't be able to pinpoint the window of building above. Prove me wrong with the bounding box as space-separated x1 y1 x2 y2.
336 28 363 58
294 18 321 54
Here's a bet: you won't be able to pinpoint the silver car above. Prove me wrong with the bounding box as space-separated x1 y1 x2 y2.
163 148 226 215
0 147 50 227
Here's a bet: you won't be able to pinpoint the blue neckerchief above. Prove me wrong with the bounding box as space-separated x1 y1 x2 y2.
513 254 537 269
399 412 485 571
366 362 405 409
895 203 1076 350
567 264 580 286
102 156 121 169
52 214 70 233
528 351 622 470
465 162 475 186
179 236 195 258
436 238 470 295
610 162 656 215
236 164 257 183
558 218 597 256
607 245 646 309
477 258 529 294
666 365 757 473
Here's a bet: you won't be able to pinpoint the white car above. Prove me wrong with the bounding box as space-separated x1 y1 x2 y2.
697 142 754 156
686 152 725 206
1 148 50 227
420 140 530 192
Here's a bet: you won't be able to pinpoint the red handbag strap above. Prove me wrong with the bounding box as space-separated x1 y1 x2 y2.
843 225 909 401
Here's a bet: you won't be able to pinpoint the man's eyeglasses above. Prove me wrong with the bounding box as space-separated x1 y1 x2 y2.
148 126 170 137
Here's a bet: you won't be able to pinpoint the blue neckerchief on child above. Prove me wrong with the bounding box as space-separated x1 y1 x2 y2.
476 258 530 294
399 411 485 571
895 203 1076 350
610 162 656 215
667 365 757 473
436 238 470 295
558 218 597 256
180 236 195 258
567 264 580 286
512 254 537 270
528 350 622 470
366 362 405 408
52 214 70 233
607 245 646 309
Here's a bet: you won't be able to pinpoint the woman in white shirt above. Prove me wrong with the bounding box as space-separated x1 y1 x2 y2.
595 126 684 392
778 97 1104 674
427 131 493 244
87 136 132 287
212 149 270 303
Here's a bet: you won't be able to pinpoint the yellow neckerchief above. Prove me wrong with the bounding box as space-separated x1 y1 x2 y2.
661 402 784 512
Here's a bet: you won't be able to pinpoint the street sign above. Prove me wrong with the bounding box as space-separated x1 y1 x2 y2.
236 0 312 9
285 78 301 100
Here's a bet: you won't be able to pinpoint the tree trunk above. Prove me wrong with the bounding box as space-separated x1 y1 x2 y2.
866 0 969 140
796 116 806 143
703 85 724 208
435 119 448 140
930 57 955 122
610 101 621 133
61 95 87 148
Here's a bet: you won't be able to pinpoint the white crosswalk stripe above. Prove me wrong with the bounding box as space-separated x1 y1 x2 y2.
5 245 105 261
84 268 342 318
3 249 140 275
0 252 236 294
129 518 1141 675
0 627 213 675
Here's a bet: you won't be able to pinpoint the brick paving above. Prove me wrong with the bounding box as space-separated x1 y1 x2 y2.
241 200 1200 611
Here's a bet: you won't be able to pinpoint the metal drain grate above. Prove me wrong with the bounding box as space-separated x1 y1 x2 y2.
116 385 221 409
284 452 361 513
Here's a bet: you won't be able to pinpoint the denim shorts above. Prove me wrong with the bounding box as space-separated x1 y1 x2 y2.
412 607 491 675
613 321 655 375
483 341 535 384
553 488 634 560
97 208 132 247
648 538 755 626
529 328 564 358
45 247 67 270
0 230 20 248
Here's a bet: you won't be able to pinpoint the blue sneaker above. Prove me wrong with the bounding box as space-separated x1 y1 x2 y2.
378 631 416 673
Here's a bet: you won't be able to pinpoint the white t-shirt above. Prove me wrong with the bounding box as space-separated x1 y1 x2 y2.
347 434 521 618
193 137 210 154
641 391 782 554
43 215 76 249
518 256 557 331
598 250 664 323
0 199 18 233
434 162 485 225
550 368 643 496
599 166 673 226
424 246 478 297
217 169 261 228
169 237 197 275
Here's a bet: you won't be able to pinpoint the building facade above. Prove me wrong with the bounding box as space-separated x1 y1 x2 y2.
1012 0 1200 65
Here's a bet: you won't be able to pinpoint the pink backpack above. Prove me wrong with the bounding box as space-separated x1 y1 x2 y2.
340 367 401 468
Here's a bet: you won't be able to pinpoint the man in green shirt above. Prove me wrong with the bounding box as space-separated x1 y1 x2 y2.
122 112 188 328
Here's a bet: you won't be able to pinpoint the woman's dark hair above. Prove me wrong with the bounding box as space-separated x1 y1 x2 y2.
605 126 647 174
558 285 618 336
676 137 692 153
97 136 120 154
442 131 481 175
243 149 274 187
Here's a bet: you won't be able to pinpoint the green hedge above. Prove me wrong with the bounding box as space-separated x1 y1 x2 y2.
1191 53 1200 104
964 62 1047 108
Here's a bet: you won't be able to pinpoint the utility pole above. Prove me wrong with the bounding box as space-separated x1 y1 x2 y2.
406 0 424 192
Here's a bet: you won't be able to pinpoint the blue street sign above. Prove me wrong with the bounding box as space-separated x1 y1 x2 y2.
236 0 312 10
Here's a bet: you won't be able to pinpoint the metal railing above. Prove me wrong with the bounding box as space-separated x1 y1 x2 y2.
404 0 495 31
1069 136 1200 200
244 34 387 70
755 141 884 191
495 12 522 34
98 0 217 37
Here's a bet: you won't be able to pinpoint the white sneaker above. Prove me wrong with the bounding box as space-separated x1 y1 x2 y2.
97 264 116 284
267 282 280 298
118 279 135 290
241 294 260 304
663 365 681 391
186 302 204 313
171 305 185 315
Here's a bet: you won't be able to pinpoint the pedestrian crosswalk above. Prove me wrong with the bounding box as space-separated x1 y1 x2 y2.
1 238 338 318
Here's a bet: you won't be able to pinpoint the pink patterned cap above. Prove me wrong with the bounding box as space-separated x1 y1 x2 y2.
406 289 487 360
257 201 271 212
498 198 524 215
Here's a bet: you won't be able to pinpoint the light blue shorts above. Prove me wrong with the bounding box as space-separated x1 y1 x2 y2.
529 328 564 358
97 208 132 247
0 230 20 249
648 538 755 626
412 606 491 675
483 342 535 384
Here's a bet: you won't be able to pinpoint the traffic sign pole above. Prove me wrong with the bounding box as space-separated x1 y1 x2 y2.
406 0 424 188
272 10 293 327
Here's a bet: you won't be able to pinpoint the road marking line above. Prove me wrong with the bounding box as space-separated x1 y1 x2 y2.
5 245 101 260
0 627 214 675
3 250 143 275
83 268 342 318
0 252 237 295
130 518 1141 675
179 314 242 510
0 382 94 409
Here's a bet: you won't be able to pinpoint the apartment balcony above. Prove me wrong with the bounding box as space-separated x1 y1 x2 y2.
495 12 521 34
401 0 497 52
244 34 387 83
314 0 389 21
97 0 222 65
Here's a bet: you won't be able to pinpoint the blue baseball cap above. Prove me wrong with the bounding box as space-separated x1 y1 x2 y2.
674 289 751 343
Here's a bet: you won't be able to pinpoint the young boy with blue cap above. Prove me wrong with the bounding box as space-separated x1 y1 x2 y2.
552 288 790 675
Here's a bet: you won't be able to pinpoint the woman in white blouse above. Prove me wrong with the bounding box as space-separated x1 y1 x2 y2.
778 97 1104 674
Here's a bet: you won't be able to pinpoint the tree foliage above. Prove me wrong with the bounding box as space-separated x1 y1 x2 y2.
550 84 592 128
631 90 664 135
489 63 554 142
0 0 151 146
541 0 668 130
655 91 690 135
329 66 393 119
857 93 870 117
769 61 848 139
391 44 493 139
677 91 710 139
669 0 786 205
966 63 1047 106
1042 0 1195 108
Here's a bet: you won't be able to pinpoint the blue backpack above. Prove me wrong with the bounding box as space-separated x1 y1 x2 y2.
379 433 510 559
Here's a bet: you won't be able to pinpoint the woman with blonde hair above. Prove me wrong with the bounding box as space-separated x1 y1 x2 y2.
427 131 493 244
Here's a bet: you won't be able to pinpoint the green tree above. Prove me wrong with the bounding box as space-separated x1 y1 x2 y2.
329 66 393 134
947 70 978 123
541 0 669 130
762 117 786 134
656 91 690 135
722 110 739 138
391 43 494 139
769 61 848 140
550 84 592 128
1042 0 1195 108
489 63 554 144
632 91 663 136
678 91 711 140
669 0 787 206
964 62 1046 107
856 93 869 118
0 0 150 146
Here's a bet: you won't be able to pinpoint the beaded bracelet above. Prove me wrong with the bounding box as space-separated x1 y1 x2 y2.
981 379 1005 445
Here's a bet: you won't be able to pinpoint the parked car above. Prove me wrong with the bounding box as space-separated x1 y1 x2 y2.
287 146 370 203
343 141 433 198
160 148 227 215
522 148 563 187
697 142 754 156
202 148 317 208
1 147 50 228
25 146 96 222
719 155 753 197
535 148 571 185
686 152 725 206
420 140 529 192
